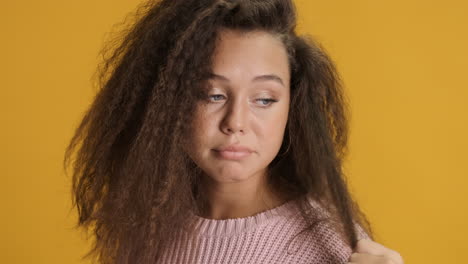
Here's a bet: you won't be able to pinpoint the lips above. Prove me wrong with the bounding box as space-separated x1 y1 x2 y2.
215 145 253 152
213 144 253 160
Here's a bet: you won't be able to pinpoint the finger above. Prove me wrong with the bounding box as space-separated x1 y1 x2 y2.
354 240 404 264
349 252 395 264
355 239 388 255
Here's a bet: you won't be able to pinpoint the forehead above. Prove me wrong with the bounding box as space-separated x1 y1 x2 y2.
210 29 291 85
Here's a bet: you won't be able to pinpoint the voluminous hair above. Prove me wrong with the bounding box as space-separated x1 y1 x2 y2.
64 0 372 263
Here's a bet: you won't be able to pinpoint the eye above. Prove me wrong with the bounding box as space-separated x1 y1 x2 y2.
208 94 226 102
256 98 278 107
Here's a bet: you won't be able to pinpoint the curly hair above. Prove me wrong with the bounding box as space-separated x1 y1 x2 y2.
63 0 372 263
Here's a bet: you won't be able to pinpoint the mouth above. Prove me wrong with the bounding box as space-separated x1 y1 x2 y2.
212 143 254 160
212 149 252 160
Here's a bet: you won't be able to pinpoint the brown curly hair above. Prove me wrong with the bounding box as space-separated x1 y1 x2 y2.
63 0 372 263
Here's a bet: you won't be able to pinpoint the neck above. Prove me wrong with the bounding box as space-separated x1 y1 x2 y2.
196 169 290 220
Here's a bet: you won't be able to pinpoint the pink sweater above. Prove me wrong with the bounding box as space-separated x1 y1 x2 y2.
159 197 369 263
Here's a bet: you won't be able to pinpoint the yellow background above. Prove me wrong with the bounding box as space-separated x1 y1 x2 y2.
2 0 467 263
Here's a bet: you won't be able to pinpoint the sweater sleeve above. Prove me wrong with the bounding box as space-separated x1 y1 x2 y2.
309 220 353 264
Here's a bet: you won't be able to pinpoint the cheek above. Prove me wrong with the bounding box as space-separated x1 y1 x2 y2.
255 108 289 154
189 111 216 152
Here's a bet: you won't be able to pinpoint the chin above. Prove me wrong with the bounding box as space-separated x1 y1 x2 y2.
206 166 255 183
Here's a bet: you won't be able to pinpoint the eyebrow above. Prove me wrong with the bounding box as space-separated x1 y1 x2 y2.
207 73 285 87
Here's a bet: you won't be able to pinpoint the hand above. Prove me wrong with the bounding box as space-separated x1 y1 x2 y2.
348 239 404 264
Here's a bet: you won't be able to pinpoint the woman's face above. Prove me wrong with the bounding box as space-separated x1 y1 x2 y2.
186 29 290 184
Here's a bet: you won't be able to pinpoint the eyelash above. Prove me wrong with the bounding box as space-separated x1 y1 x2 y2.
208 94 278 107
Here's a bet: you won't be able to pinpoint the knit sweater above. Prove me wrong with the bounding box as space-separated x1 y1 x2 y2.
159 197 369 263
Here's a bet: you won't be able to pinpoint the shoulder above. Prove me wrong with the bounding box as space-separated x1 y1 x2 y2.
284 196 370 263
285 217 351 263
303 195 372 240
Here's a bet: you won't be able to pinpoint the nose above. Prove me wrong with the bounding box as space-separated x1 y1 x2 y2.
220 98 248 135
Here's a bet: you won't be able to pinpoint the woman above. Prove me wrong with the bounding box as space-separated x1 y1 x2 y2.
64 0 403 263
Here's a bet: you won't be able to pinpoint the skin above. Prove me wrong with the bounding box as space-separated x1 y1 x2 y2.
185 29 291 220
350 239 404 264
185 28 404 264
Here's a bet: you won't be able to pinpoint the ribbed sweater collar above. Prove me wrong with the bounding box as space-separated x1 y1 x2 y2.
187 198 300 237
